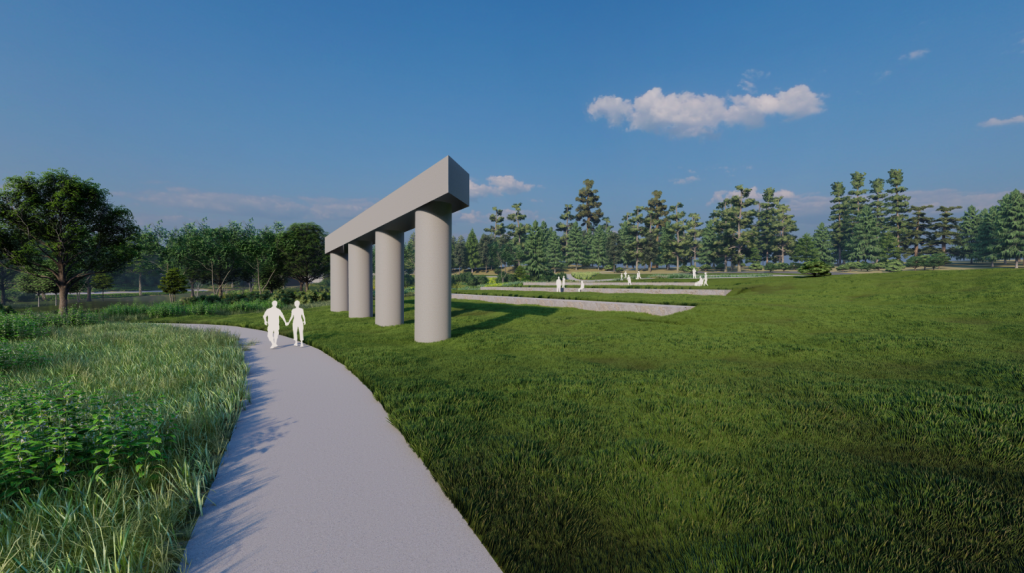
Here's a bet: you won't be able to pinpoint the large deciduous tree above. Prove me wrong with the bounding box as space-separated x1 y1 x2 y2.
278 222 329 291
0 169 140 314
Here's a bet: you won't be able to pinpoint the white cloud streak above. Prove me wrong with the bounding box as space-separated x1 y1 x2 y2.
458 209 484 223
674 176 699 185
588 84 825 137
469 175 536 197
978 115 1024 127
738 69 768 93
900 49 929 60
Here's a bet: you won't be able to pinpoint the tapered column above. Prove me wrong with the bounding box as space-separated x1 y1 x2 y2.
348 240 373 318
415 201 452 342
374 229 404 327
330 250 348 312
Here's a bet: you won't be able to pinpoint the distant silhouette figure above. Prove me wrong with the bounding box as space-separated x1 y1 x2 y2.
692 268 697 279
636 271 641 279
288 300 307 347
578 280 585 292
263 301 287 348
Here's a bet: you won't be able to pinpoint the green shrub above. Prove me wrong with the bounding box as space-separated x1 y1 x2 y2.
0 382 169 499
799 260 832 277
884 260 906 272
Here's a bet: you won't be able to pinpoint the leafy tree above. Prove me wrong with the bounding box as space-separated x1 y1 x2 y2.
0 256 16 305
0 168 140 314
682 213 703 267
997 189 1024 268
465 229 480 269
92 272 114 297
159 268 188 302
125 224 165 296
15 272 56 307
800 261 832 277
173 219 243 297
238 221 285 294
664 203 689 270
278 222 329 291
404 232 416 276
574 179 604 232
931 206 962 254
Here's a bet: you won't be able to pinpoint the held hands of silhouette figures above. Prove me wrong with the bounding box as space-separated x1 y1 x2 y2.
262 300 310 349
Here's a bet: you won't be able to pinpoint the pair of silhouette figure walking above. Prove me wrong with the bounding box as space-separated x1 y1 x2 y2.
263 300 306 349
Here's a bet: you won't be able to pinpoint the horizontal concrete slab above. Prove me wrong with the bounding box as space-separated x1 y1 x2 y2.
452 294 694 316
481 287 730 296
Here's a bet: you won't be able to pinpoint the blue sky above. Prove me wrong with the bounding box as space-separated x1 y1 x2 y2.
1 1 1021 238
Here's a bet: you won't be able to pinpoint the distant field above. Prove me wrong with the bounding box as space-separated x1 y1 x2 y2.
157 269 1024 571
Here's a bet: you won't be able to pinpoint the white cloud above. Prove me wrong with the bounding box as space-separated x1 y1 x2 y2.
880 70 892 78
674 175 699 185
114 188 369 227
469 175 536 197
900 49 929 60
908 188 1006 210
588 84 825 137
978 115 1024 127
707 189 742 205
738 69 768 93
458 209 484 223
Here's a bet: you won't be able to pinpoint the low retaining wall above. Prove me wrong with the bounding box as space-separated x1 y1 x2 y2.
451 294 694 316
481 287 730 296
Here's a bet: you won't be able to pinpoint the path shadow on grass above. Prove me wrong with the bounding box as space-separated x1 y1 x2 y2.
450 301 557 337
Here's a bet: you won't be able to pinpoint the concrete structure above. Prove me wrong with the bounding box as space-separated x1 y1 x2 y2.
325 157 469 342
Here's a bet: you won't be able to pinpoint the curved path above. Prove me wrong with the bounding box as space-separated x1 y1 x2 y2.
174 324 501 573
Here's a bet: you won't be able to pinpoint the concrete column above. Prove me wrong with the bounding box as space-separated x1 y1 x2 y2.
374 229 404 327
415 201 452 343
330 250 348 313
348 240 373 318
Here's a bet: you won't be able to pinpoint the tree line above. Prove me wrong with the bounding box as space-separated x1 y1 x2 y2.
452 174 1024 278
0 169 330 313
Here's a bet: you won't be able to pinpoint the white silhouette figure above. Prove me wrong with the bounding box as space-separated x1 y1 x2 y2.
627 276 632 285
555 277 562 292
578 280 585 292
287 300 307 347
263 301 287 348
692 268 697 279
636 271 641 279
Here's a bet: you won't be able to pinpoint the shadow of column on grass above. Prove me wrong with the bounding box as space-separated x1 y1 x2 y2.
450 302 557 337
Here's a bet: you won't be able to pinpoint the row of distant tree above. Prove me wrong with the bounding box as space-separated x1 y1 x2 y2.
454 173 1024 274
0 169 330 313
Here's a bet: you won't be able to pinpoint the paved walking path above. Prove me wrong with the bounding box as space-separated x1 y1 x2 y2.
452 293 694 316
174 324 501 573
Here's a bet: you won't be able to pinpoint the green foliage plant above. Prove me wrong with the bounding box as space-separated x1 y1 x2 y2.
800 260 832 276
158 268 188 302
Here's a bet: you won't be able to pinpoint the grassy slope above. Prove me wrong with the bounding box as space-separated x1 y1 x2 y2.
157 270 1024 572
0 324 248 572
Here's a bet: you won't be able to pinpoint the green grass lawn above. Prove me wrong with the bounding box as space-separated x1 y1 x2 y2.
156 270 1024 571
0 323 249 572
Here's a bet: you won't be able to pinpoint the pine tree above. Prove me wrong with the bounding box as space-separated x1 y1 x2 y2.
589 223 609 268
869 178 897 258
641 191 669 270
545 222 566 273
976 208 1000 266
811 223 833 263
932 206 962 254
465 229 479 269
723 185 757 270
756 188 798 263
566 223 586 269
621 209 644 270
665 203 688 270
886 169 912 255
683 213 703 267
997 189 1024 268
829 182 850 263
452 235 467 269
522 221 552 279
574 179 604 232
507 203 528 266
556 204 573 250
956 206 980 262
905 206 934 257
